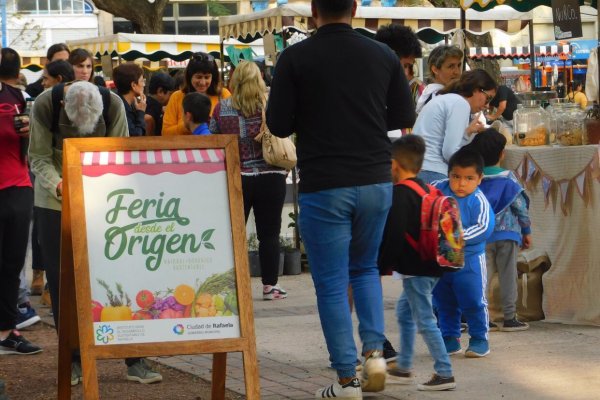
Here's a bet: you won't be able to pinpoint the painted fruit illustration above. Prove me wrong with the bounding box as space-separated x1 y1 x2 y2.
174 284 195 306
97 279 132 322
92 301 103 322
136 290 155 309
192 269 238 317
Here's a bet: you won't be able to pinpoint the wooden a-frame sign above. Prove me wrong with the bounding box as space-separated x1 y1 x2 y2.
58 135 260 399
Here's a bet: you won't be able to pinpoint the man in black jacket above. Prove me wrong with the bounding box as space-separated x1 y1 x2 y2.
266 0 415 397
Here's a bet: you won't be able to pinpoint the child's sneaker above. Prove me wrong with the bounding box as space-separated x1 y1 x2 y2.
71 361 82 386
360 350 386 392
16 303 41 330
387 368 413 385
0 330 42 355
417 374 456 391
500 318 529 332
315 377 362 399
465 338 490 358
443 337 462 355
263 284 287 300
126 359 163 384
489 321 499 332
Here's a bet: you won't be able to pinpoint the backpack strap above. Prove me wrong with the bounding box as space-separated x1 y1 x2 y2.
98 86 111 129
51 83 65 148
397 180 430 197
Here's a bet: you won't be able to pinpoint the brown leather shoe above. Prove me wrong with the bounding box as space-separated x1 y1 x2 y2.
30 270 44 296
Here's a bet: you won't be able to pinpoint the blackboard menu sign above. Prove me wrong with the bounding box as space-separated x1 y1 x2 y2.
551 0 583 39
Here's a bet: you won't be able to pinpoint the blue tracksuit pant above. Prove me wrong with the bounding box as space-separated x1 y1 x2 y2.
433 253 489 341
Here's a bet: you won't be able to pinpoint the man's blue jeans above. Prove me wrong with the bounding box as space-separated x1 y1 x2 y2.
396 276 453 378
299 183 391 379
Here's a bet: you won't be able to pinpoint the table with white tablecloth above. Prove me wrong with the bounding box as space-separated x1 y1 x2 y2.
503 145 600 326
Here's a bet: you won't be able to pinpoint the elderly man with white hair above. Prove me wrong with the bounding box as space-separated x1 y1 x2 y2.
29 80 163 386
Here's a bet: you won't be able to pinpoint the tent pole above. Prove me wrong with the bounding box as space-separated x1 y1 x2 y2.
597 4 600 102
220 39 225 86
529 19 536 90
461 8 466 71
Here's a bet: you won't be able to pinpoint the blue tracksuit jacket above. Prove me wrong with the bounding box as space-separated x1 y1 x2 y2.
432 180 495 340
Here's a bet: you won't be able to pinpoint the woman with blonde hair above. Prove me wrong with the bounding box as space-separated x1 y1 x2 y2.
210 61 288 300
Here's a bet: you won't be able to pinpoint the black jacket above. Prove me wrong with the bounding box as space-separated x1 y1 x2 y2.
266 23 415 193
378 177 446 277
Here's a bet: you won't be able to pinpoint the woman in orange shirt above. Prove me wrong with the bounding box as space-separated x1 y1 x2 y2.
162 52 231 135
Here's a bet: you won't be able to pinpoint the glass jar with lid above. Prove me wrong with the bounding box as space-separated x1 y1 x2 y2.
546 98 572 144
513 100 549 146
554 103 586 146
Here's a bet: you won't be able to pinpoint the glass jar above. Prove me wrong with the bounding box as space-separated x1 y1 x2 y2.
513 100 549 146
546 98 572 144
555 103 586 146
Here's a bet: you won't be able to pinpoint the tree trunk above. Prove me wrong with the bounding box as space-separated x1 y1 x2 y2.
465 31 502 85
91 0 169 34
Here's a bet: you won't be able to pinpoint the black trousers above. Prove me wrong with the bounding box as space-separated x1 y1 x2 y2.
36 207 140 365
242 173 287 286
0 186 33 331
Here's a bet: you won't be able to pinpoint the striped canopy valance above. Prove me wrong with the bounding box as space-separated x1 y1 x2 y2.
468 44 572 59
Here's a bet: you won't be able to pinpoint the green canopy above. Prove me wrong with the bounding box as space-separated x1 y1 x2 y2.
461 0 597 12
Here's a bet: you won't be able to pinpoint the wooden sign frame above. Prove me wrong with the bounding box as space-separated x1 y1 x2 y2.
58 135 260 399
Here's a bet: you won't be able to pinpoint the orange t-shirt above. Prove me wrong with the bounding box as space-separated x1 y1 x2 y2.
162 88 231 136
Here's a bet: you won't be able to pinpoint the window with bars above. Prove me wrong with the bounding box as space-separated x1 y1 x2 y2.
13 0 93 14
113 1 238 35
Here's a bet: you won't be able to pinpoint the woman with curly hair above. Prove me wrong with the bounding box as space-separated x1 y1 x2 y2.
163 52 230 135
416 45 464 114
210 61 288 300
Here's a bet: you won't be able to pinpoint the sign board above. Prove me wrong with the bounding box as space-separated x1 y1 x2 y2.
57 136 260 400
551 0 583 40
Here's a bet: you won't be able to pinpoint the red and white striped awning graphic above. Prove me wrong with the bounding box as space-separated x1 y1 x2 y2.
81 149 226 177
468 44 571 59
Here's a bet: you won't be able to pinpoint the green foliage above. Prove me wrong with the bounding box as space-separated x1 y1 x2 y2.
208 0 234 16
247 233 259 252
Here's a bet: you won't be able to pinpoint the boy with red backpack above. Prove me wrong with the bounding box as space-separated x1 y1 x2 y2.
379 135 457 391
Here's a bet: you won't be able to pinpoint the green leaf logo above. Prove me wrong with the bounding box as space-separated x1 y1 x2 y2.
201 229 215 242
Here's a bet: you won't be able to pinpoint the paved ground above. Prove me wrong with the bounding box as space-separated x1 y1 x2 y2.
32 272 600 399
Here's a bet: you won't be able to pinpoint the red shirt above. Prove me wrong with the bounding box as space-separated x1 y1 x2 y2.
0 83 32 190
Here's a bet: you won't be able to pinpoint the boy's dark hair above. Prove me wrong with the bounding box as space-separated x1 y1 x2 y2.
0 48 21 80
113 62 144 95
173 69 185 90
46 43 69 61
391 134 425 174
448 148 484 175
46 60 75 83
313 0 354 17
183 92 211 124
94 75 107 87
184 52 220 96
149 72 175 95
374 24 422 59
466 128 506 167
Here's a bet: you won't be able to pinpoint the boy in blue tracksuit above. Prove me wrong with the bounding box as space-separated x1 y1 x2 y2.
466 129 532 332
433 148 495 358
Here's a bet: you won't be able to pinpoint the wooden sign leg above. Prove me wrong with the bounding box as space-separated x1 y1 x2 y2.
211 352 227 400
242 347 261 400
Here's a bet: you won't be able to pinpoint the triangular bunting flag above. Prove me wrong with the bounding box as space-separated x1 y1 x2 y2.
559 180 570 215
575 171 586 198
526 158 537 182
542 175 552 207
521 156 527 181
513 158 523 181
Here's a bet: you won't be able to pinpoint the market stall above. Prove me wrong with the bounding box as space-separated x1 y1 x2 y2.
66 33 264 70
503 145 600 326
219 3 532 44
